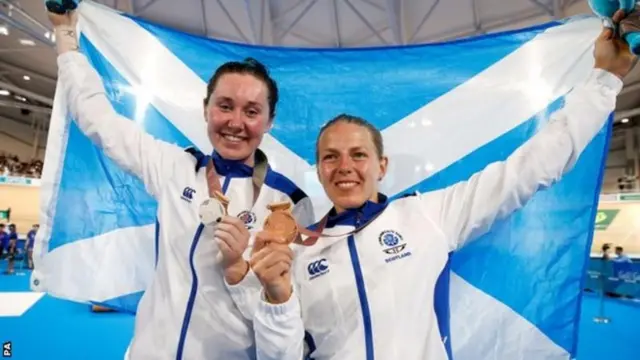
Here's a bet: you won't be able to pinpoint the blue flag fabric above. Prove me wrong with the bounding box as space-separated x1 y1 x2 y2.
32 2 610 359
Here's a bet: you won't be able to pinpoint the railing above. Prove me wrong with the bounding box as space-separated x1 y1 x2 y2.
584 257 640 299
0 175 40 187
584 257 639 323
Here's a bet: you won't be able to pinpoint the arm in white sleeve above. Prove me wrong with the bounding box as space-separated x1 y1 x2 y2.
225 266 263 321
58 51 184 197
254 288 305 360
419 68 623 250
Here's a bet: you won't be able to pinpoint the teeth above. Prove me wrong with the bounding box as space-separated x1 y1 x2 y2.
336 182 357 189
223 134 243 142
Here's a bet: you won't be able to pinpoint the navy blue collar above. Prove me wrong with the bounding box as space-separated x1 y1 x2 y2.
311 193 389 230
210 151 255 178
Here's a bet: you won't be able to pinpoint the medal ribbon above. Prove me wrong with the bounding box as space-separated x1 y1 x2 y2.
292 205 387 246
204 149 269 209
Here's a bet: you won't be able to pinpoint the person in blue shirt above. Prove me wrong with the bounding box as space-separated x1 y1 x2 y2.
613 246 633 263
0 223 7 259
6 224 18 274
26 224 38 270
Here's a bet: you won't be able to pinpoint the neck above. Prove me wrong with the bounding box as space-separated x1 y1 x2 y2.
213 150 255 167
334 193 379 214
243 155 255 167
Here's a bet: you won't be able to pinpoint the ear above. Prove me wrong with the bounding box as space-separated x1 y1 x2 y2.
266 115 274 132
378 156 389 181
203 98 209 122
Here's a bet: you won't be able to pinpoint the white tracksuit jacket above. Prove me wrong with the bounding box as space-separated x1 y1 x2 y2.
240 68 623 360
58 51 315 360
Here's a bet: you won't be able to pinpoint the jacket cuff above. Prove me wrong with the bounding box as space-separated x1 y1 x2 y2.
224 267 262 297
57 51 86 68
257 289 300 318
589 68 624 95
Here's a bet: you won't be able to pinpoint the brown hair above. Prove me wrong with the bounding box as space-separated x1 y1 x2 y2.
316 114 384 162
204 57 279 119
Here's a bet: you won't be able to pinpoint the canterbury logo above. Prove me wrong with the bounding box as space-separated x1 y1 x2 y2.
181 187 196 202
307 258 329 279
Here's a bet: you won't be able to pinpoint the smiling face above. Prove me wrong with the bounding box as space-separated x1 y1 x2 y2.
204 72 273 165
316 118 388 213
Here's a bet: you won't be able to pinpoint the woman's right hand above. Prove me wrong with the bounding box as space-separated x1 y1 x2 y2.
250 231 294 304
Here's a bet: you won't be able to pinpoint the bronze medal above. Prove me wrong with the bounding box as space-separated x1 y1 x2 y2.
264 201 299 244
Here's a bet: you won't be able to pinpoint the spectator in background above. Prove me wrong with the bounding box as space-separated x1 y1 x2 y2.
0 223 7 259
0 152 43 178
613 246 633 263
602 243 612 260
5 224 18 274
26 224 38 269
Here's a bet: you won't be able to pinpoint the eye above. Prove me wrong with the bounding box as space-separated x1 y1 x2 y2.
246 108 259 118
218 103 232 112
322 153 337 161
353 152 367 159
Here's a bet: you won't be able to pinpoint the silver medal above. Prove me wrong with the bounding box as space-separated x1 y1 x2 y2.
199 198 226 226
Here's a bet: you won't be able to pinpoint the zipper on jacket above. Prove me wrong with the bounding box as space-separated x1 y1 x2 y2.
348 210 374 360
175 223 205 359
175 174 232 359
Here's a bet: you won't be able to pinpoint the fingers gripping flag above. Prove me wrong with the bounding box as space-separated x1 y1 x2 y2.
32 2 610 359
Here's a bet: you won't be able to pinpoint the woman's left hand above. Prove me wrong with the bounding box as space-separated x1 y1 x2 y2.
249 231 294 304
594 10 638 79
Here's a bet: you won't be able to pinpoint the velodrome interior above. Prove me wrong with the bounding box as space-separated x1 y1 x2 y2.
0 1 639 359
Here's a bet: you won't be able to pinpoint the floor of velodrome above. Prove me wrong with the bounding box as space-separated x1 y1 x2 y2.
0 262 638 360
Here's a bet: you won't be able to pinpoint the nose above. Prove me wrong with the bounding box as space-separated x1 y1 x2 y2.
225 110 244 130
337 156 353 174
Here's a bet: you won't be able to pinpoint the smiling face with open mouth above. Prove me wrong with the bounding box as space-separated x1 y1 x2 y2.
316 119 388 214
204 72 272 165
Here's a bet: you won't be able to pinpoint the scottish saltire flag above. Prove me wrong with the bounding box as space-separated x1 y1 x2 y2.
32 1 610 358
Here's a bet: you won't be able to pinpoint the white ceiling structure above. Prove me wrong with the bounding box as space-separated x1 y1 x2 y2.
0 0 638 160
